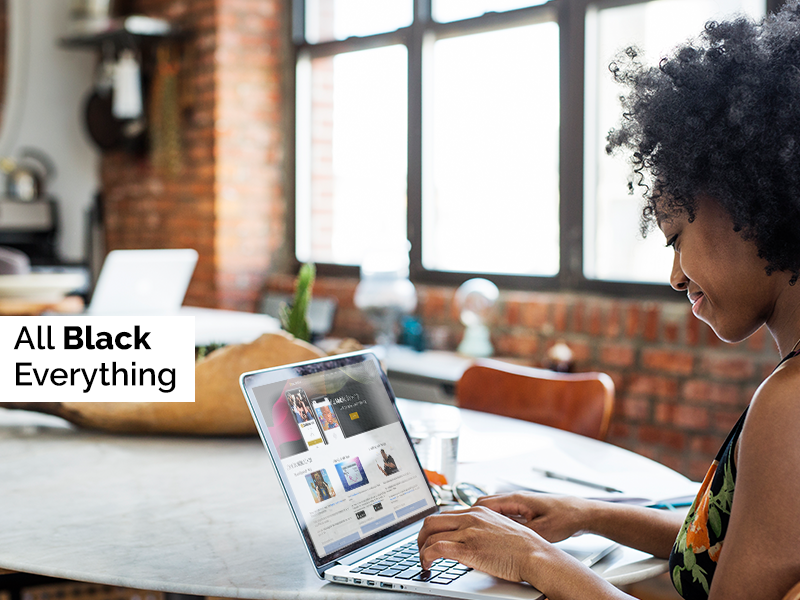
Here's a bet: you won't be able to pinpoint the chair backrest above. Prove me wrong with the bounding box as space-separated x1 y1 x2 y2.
456 359 615 440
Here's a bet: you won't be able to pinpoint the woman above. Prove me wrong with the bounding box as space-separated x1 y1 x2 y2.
417 4 800 599
310 471 336 502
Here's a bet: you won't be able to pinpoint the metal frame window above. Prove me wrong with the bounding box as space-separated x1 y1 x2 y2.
289 0 782 298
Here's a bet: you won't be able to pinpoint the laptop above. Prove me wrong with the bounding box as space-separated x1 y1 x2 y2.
239 350 617 600
87 249 198 315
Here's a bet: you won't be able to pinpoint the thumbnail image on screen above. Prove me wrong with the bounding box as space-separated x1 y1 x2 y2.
306 469 337 503
313 396 345 444
376 447 400 476
287 388 325 449
335 457 369 492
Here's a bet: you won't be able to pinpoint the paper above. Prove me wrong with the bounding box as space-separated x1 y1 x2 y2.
479 450 700 504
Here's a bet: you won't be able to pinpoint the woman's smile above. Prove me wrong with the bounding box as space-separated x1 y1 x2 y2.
690 292 705 317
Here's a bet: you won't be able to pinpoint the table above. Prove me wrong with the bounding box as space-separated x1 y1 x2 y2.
0 295 84 316
0 400 688 599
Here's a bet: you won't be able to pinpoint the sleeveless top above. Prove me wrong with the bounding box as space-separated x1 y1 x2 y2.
669 348 800 599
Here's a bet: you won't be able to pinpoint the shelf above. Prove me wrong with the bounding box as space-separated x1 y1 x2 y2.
59 16 179 50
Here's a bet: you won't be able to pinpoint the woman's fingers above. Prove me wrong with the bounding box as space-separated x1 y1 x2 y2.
417 506 546 582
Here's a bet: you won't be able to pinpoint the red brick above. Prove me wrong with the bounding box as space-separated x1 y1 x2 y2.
572 302 585 333
568 341 592 363
690 434 725 456
663 321 680 343
705 327 724 347
642 349 694 375
604 370 625 392
701 354 756 380
605 303 622 338
503 299 521 326
607 421 631 440
658 451 686 475
505 333 539 358
625 304 641 338
626 375 679 399
681 380 740 405
638 425 686 451
520 301 550 329
633 445 660 462
655 403 709 430
600 343 636 368
746 326 767 351
689 459 714 482
588 304 603 336
643 305 660 341
619 396 650 421
553 301 568 332
712 409 745 433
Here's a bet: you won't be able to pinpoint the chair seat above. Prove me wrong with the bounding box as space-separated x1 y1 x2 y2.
456 359 615 439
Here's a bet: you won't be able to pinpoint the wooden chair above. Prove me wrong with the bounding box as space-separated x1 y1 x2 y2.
456 359 615 440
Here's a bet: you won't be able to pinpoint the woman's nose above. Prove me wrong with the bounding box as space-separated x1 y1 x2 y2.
669 251 688 291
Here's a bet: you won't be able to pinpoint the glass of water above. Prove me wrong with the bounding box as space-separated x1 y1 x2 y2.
405 403 461 485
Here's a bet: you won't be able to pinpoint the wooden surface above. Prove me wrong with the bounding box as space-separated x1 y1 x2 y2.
0 295 83 316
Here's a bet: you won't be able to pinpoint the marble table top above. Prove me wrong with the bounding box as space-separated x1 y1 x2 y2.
0 401 687 599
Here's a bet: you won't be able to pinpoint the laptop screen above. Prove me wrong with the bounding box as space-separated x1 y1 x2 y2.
241 352 438 568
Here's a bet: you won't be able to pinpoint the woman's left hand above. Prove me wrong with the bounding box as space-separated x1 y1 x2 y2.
417 505 555 583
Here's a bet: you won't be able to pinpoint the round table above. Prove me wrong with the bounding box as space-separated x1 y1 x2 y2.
0 401 687 599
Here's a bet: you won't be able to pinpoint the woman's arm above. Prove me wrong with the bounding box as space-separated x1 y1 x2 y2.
475 492 685 558
418 506 636 600
705 364 800 600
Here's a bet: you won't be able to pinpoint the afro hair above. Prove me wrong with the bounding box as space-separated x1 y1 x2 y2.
606 0 800 283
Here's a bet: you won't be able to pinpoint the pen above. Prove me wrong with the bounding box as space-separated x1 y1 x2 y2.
537 469 624 494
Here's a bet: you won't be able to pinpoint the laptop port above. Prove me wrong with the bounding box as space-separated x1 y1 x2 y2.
380 583 393 589
366 581 375 586
332 576 348 582
353 579 362 585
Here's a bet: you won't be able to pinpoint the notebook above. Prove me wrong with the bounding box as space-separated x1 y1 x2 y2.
87 249 198 316
239 350 617 600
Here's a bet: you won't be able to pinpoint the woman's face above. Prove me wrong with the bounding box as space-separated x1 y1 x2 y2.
660 196 784 343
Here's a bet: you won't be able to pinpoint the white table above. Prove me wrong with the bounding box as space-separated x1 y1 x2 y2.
0 400 687 599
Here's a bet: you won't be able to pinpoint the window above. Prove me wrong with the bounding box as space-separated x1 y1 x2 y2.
584 0 766 284
293 0 770 292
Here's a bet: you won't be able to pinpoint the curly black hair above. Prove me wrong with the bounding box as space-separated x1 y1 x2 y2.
606 1 800 283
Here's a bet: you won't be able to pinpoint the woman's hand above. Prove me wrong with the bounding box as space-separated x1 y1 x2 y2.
473 491 593 543
417 505 555 583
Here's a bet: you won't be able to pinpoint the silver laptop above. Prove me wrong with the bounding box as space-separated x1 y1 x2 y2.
239 351 616 600
87 249 198 315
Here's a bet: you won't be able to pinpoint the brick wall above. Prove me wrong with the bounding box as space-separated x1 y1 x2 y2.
266 273 778 482
100 0 288 310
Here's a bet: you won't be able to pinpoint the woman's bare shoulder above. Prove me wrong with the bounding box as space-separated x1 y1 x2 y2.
748 357 800 422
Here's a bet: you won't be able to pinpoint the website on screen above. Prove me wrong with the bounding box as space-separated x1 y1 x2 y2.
252 359 433 558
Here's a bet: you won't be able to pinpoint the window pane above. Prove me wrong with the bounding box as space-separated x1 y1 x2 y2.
433 0 548 23
296 46 408 265
305 0 413 44
423 23 559 276
584 0 766 284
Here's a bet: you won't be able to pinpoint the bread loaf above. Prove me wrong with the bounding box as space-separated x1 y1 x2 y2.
0 332 325 435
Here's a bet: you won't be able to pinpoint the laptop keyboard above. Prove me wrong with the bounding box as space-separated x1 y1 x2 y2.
349 540 473 585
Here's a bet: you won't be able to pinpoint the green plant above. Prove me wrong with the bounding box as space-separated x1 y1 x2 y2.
280 263 315 342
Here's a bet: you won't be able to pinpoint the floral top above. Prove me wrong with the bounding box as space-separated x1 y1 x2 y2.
669 348 800 598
